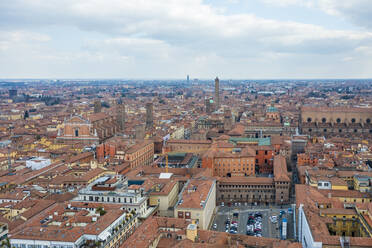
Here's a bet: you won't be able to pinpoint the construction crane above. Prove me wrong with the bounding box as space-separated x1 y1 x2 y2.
165 153 168 173
157 152 169 173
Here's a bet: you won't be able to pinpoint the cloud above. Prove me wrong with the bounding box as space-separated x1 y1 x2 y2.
260 0 372 30
0 0 372 78
315 0 372 29
0 30 50 51
260 0 309 7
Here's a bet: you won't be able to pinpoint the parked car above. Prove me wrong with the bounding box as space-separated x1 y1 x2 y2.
213 223 217 229
270 215 278 223
255 212 262 218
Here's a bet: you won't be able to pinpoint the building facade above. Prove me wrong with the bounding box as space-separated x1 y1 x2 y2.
56 115 99 144
174 179 216 230
301 106 372 138
216 155 290 205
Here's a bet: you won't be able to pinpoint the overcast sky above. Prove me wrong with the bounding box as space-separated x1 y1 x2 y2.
1 0 372 79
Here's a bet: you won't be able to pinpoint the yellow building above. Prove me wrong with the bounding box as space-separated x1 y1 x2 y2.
307 174 348 191
149 180 179 216
353 175 371 193
174 179 216 230
0 149 17 158
320 208 369 237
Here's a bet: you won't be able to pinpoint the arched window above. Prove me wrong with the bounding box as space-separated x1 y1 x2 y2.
366 118 371 124
75 129 79 137
322 118 326 123
336 118 341 123
351 118 356 123
307 117 312 123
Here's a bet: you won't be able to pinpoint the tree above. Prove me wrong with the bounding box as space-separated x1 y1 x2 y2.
96 207 106 216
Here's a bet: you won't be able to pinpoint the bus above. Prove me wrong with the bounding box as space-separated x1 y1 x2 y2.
282 218 287 240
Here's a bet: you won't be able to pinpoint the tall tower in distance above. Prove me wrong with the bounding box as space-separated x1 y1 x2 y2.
214 77 220 110
9 89 17 99
94 100 102 113
187 75 190 83
117 98 126 131
145 102 153 130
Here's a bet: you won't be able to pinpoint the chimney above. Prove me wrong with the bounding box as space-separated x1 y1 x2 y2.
186 224 197 242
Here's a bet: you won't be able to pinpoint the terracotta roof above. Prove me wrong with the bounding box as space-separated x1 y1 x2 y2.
273 155 290 182
177 179 214 209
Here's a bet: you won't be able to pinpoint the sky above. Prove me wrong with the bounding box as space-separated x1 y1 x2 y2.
0 0 372 79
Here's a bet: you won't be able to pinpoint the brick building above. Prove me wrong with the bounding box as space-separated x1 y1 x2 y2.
202 145 255 177
56 115 99 144
96 137 154 168
301 106 372 138
216 155 290 205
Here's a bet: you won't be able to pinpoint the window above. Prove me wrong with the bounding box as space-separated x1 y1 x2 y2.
322 117 326 123
339 129 342 133
307 117 312 123
264 151 268 155
367 118 371 124
323 129 327 132
308 128 312 132
354 129 357 133
75 129 79 137
351 118 356 123
178 211 184 218
336 118 341 123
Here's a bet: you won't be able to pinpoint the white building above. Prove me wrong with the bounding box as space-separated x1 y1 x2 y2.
26 157 51 170
73 175 149 217
298 204 323 248
10 202 137 248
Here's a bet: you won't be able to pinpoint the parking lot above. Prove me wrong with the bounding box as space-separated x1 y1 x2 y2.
211 204 295 240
